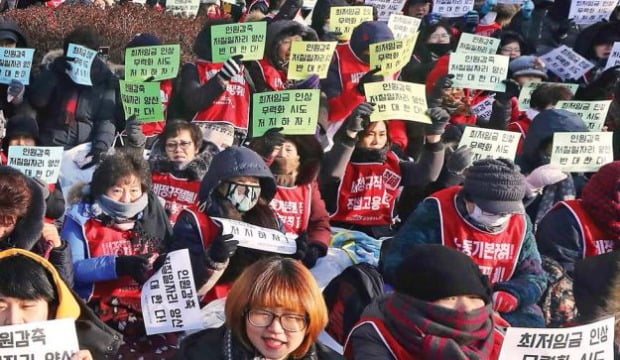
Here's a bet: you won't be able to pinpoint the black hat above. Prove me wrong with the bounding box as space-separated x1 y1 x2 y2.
126 33 162 49
463 158 526 214
394 245 492 304
0 30 17 44
6 115 38 141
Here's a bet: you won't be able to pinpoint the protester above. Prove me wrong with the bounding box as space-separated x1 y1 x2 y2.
497 30 527 59
402 22 455 84
0 19 33 120
402 0 430 18
474 4 520 37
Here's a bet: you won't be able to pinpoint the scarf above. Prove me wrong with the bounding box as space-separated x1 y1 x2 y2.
380 293 495 360
581 162 620 239
271 156 300 187
95 193 148 229
351 145 389 163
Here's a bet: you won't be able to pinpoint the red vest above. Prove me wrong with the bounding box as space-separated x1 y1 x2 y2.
151 172 201 224
270 184 312 235
330 151 401 226
256 58 287 91
558 200 617 257
192 60 250 129
345 318 415 360
475 22 502 37
430 186 526 284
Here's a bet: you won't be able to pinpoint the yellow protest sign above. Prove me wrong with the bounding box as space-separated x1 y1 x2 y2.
287 41 337 80
387 14 421 39
329 6 374 41
556 100 611 132
364 81 430 123
456 33 501 54
369 34 418 76
448 52 509 92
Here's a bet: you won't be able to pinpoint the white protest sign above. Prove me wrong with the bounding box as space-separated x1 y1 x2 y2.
499 317 614 360
66 43 96 86
141 249 203 335
0 318 79 359
0 47 34 85
550 132 614 172
568 0 618 25
539 45 594 81
212 217 297 254
517 81 579 110
167 0 200 17
7 146 64 184
432 0 474 17
471 94 495 123
458 127 521 161
604 42 620 71
556 100 612 132
449 53 509 92
365 0 407 21
456 33 501 54
387 14 421 39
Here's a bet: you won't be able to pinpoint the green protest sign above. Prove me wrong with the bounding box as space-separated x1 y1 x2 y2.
211 22 267 63
125 45 180 82
251 89 320 137
119 80 164 123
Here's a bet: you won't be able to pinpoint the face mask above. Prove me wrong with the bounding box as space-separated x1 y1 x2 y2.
426 43 452 57
521 0 534 19
469 205 511 228
224 181 261 212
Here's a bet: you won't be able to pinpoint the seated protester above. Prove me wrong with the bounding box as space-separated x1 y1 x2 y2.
62 151 175 357
0 248 121 359
149 121 228 224
28 27 116 169
346 245 505 360
496 30 528 60
0 19 35 120
250 130 331 268
537 161 620 276
177 257 342 359
320 104 446 239
384 159 547 327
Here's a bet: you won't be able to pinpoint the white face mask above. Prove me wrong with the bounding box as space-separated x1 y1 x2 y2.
469 205 511 228
224 181 261 212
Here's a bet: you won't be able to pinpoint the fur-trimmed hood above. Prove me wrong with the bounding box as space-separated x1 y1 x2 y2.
148 139 216 181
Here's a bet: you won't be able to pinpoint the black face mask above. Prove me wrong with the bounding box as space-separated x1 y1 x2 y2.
426 43 452 57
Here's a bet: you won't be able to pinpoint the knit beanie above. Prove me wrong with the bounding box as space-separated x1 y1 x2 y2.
581 161 620 238
394 245 492 304
6 115 39 141
126 33 162 49
463 158 526 214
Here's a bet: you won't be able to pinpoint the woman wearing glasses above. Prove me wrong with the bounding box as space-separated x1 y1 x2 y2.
402 22 454 84
177 257 342 359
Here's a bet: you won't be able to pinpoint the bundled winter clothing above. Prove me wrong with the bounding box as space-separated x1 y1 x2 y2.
0 20 35 120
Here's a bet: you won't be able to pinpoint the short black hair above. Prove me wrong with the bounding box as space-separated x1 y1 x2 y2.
0 255 57 303
63 26 101 53
90 150 152 198
530 84 573 110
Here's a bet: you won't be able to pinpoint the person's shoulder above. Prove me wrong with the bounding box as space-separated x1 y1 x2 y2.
179 326 226 359
308 342 345 359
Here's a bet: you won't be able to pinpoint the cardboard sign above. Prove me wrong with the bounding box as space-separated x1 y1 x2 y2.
458 127 521 161
8 146 64 184
556 100 612 132
499 317 614 360
387 14 421 39
212 217 297 254
142 249 203 335
119 80 164 123
287 41 337 80
251 89 320 137
365 0 407 21
604 42 620 71
364 81 431 123
568 0 618 25
0 319 79 359
166 0 200 17
0 47 34 85
470 94 496 123
517 81 579 110
539 45 594 80
369 34 418 76
550 132 614 172
456 33 501 55
432 0 474 17
329 6 374 41
211 22 267 63
66 43 96 86
124 45 180 82
449 53 509 92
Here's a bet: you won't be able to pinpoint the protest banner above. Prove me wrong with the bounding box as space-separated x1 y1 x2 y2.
470 94 496 123
458 127 521 162
568 0 618 25
539 45 594 80
0 318 79 359
142 249 203 335
364 81 431 124
211 22 267 62
449 53 509 92
0 47 34 85
456 33 501 54
166 0 200 17
556 100 612 132
251 89 320 137
387 14 421 39
8 146 64 184
212 217 297 254
66 43 97 86
550 132 614 172
124 45 180 82
604 42 620 71
364 0 407 21
119 80 164 123
432 0 474 17
517 81 579 110
287 41 337 80
329 6 374 41
369 34 418 76
499 316 614 360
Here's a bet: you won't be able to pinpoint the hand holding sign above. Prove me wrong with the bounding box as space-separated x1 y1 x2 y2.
219 55 243 81
356 68 383 95
345 102 374 132
426 107 450 136
206 233 239 264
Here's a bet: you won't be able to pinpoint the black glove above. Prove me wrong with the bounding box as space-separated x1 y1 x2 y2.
356 68 382 95
79 147 105 169
346 102 374 132
116 255 150 284
446 145 474 174
252 127 286 158
50 56 75 75
207 234 239 263
554 18 574 42
428 74 453 108
302 244 324 268
324 31 342 41
293 232 309 261
426 107 450 136
125 115 146 148
496 79 521 103
219 55 243 81
7 79 24 104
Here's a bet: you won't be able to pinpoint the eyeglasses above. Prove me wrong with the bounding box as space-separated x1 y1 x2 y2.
246 309 308 332
165 140 193 150
500 47 520 54
428 33 450 42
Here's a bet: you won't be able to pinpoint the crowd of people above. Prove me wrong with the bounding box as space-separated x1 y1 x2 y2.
0 0 620 358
